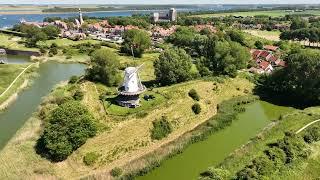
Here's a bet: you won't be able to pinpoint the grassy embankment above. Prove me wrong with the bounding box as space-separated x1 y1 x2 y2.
0 63 38 109
215 106 320 179
0 47 255 179
191 10 320 18
0 32 108 63
0 33 38 52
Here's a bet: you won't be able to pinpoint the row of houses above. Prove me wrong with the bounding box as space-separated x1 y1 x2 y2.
249 45 286 74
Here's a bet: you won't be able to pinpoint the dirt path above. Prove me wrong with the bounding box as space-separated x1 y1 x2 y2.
296 119 320 134
0 63 35 98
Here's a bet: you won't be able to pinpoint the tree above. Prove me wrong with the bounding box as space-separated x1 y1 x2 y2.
202 39 250 77
85 49 121 86
226 30 245 46
26 30 48 47
258 48 320 106
154 48 193 85
36 101 97 162
254 41 264 49
290 17 308 30
42 25 60 39
168 26 197 47
121 29 151 58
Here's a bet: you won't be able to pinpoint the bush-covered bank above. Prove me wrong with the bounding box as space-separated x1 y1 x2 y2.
119 95 259 179
209 106 320 180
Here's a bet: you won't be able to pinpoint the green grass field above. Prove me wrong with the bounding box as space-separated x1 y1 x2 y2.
192 10 320 18
0 63 37 106
37 38 101 47
104 91 167 116
244 30 281 41
0 33 38 52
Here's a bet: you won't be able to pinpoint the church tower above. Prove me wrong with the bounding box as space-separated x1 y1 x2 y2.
79 8 84 25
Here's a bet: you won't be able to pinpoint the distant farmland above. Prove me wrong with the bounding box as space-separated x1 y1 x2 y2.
192 10 320 18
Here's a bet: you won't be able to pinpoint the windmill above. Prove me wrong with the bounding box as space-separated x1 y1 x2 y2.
117 64 146 108
0 49 7 64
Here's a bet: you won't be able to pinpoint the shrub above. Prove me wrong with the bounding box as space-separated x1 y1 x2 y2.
83 152 100 166
151 116 172 140
111 167 123 177
199 167 230 180
73 90 84 101
36 101 97 162
303 126 320 143
188 89 200 101
69 75 79 84
192 103 201 114
255 40 264 49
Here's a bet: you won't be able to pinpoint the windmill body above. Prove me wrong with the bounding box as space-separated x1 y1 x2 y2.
117 65 146 108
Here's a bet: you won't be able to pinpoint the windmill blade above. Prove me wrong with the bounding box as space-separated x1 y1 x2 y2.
129 63 144 79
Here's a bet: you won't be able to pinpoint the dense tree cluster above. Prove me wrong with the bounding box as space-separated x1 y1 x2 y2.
85 49 121 86
199 37 250 77
290 17 309 30
257 48 320 106
235 132 308 179
121 29 151 58
36 101 97 162
154 48 193 85
13 24 60 47
280 28 320 45
168 27 197 47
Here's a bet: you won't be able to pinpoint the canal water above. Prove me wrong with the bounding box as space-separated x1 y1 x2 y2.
6 54 30 64
138 101 294 180
0 61 85 149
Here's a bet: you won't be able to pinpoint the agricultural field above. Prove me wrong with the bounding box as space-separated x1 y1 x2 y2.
0 46 255 179
244 30 281 41
192 10 320 18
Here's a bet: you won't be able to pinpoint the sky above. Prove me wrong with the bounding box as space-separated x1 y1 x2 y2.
1 0 320 4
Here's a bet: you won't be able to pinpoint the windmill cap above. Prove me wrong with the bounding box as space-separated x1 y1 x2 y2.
125 67 137 74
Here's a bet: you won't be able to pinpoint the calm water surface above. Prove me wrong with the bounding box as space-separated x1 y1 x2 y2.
5 54 30 64
138 101 294 180
0 61 85 149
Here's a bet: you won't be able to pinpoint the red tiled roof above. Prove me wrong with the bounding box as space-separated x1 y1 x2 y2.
276 60 286 67
259 50 270 58
264 45 279 51
268 55 278 62
260 61 270 70
252 50 261 58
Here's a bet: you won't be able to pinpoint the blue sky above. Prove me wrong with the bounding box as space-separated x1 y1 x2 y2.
1 0 320 4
